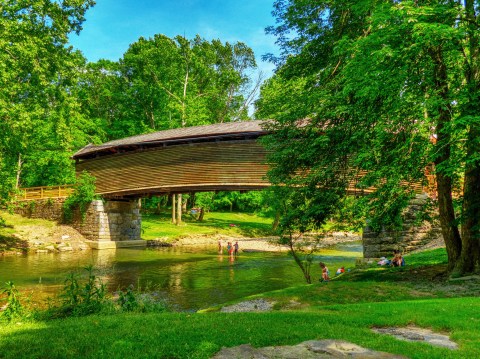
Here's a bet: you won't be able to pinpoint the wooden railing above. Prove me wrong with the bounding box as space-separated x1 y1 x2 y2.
16 185 75 201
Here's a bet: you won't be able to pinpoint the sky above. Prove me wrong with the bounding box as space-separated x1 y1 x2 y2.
68 0 280 78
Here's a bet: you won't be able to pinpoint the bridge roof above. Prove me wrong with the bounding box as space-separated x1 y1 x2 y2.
73 120 268 160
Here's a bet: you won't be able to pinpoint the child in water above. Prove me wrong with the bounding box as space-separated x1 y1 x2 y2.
319 262 330 282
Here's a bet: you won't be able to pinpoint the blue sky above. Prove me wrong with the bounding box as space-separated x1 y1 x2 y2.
69 0 280 77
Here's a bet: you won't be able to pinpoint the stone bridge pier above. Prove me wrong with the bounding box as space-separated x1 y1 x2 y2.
362 194 442 258
13 198 145 249
77 199 144 249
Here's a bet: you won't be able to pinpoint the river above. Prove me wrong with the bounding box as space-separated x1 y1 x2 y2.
0 242 362 311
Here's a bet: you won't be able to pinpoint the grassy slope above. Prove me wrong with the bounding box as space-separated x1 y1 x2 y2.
1 248 479 358
142 211 274 240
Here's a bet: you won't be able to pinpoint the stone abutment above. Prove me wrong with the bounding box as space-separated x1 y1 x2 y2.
362 194 442 258
14 198 144 249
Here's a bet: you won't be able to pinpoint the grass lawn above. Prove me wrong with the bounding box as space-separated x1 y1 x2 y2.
0 297 478 358
142 211 275 240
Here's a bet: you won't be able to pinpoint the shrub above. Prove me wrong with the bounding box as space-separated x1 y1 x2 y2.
53 265 108 317
117 285 168 313
1 281 24 322
63 171 97 223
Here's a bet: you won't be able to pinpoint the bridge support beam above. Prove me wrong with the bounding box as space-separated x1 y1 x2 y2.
81 199 145 249
362 194 442 258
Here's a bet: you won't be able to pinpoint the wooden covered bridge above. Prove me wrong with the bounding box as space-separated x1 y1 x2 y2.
68 121 271 248
72 120 270 198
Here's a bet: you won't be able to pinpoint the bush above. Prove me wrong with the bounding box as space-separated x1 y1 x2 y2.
63 171 97 222
117 285 167 313
0 281 25 322
48 265 108 318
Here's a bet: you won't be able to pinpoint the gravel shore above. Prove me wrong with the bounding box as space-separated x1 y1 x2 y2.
171 232 361 252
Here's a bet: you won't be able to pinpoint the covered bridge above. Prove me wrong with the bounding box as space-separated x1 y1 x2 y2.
73 120 270 198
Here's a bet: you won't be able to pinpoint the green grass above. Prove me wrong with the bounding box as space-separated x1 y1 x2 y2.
197 248 478 313
0 211 56 229
0 297 479 358
142 211 275 240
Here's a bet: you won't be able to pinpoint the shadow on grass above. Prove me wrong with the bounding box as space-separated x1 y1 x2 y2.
0 234 29 253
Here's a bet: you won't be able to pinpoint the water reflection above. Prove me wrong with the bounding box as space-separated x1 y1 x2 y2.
0 242 362 311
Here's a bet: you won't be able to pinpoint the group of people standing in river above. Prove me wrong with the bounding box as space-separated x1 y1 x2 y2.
218 239 239 257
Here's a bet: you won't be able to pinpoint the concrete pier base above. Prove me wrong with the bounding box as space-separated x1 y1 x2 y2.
86 240 147 250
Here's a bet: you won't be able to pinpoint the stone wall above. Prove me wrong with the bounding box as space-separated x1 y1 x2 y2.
362 194 442 258
14 198 65 222
75 200 141 242
14 198 142 242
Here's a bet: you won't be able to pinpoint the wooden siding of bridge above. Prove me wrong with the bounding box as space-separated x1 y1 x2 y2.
75 140 270 197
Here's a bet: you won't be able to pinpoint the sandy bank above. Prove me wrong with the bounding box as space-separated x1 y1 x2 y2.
168 232 362 252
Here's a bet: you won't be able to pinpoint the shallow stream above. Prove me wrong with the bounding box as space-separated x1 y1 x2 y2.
0 242 362 311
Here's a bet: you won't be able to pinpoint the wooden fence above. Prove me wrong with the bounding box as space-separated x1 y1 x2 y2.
16 185 75 201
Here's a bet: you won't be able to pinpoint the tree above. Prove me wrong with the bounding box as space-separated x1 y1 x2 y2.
268 186 336 284
117 34 257 132
257 0 480 275
0 0 96 200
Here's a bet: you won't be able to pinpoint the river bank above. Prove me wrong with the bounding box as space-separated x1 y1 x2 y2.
168 232 362 252
0 211 89 254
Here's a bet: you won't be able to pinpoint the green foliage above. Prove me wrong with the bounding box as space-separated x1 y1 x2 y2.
53 265 107 318
257 0 480 273
194 191 265 213
63 171 97 222
0 281 24 322
117 285 167 313
117 286 137 312
0 0 97 196
78 35 258 140
28 201 36 213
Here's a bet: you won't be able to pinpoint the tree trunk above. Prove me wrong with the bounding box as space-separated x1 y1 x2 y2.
430 46 462 271
15 153 23 189
171 194 176 224
176 193 182 225
459 155 480 274
436 172 462 271
288 235 311 284
182 198 187 213
457 0 480 274
198 207 205 221
272 211 280 231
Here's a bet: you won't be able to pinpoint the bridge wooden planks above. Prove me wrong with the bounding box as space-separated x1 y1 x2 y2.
76 140 270 197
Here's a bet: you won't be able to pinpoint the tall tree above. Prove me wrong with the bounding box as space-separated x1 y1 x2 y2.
0 0 96 197
257 0 480 275
118 34 257 131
